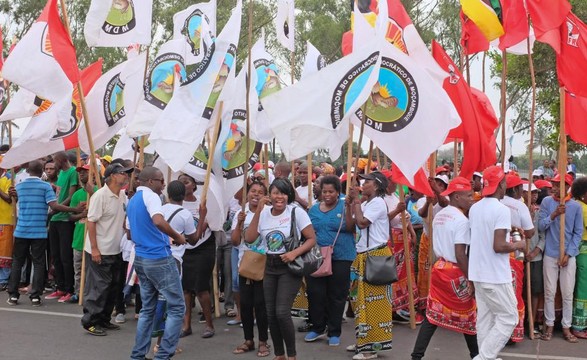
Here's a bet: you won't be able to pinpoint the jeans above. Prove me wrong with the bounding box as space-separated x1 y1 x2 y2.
73 250 82 295
216 242 234 309
543 255 576 328
411 317 478 359
81 253 122 328
306 260 352 337
473 282 518 360
49 221 75 293
130 255 186 360
0 267 10 284
231 247 240 293
240 275 268 342
8 238 47 299
263 256 302 357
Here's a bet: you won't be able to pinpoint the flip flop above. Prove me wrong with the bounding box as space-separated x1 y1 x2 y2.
563 332 579 343
257 342 270 357
179 328 192 338
202 327 215 339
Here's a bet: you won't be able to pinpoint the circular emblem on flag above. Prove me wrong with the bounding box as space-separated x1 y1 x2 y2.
144 52 186 109
181 9 211 58
221 110 262 180
102 0 136 35
202 46 237 119
362 57 419 133
104 74 126 127
254 58 281 100
330 51 379 130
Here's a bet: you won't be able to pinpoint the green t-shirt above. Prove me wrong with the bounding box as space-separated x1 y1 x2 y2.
51 166 79 222
70 186 98 251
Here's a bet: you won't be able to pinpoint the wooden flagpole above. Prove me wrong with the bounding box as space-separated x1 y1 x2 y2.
366 140 374 174
200 102 223 318
289 26 297 187
500 50 507 168
525 31 536 340
482 52 487 93
6 85 16 224
307 153 312 206
427 151 437 287
353 106 366 174
558 87 567 264
241 0 254 211
345 125 354 195
264 144 270 188
399 184 416 330
375 147 381 170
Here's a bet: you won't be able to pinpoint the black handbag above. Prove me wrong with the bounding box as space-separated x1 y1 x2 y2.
364 227 398 285
285 208 323 276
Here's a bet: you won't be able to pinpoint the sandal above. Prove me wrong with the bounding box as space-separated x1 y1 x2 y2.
233 341 255 354
541 326 553 341
201 327 215 339
226 308 238 317
179 328 192 338
563 331 579 343
257 342 270 357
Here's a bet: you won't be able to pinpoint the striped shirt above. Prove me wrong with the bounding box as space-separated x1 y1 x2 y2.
14 177 56 239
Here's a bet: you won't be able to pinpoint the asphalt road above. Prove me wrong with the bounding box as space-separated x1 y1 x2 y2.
0 297 585 360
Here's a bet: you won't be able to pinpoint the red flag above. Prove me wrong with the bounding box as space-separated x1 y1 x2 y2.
565 90 587 145
391 163 434 197
527 0 571 53
470 88 498 163
460 11 489 55
432 41 496 179
498 0 530 51
557 13 587 98
341 30 353 56
43 0 79 84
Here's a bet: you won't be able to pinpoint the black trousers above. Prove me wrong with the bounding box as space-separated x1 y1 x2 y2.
115 260 129 314
48 221 75 294
81 252 123 327
263 256 302 357
306 260 352 337
411 317 479 359
239 275 268 342
8 238 47 299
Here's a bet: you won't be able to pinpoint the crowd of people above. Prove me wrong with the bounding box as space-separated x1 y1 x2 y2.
0 145 586 360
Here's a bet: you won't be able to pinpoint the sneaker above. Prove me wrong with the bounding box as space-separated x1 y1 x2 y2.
30 297 41 307
6 296 18 306
45 290 66 300
392 311 410 324
68 294 79 303
353 353 378 360
346 344 356 352
57 293 73 303
198 314 206 323
100 322 121 330
83 325 107 336
297 321 312 332
329 336 340 346
304 331 325 342
115 313 126 324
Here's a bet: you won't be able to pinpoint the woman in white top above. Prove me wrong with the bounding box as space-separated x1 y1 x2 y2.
231 181 270 357
177 173 215 339
346 171 393 360
245 178 317 360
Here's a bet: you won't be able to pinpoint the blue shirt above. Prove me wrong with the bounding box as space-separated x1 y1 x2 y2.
309 197 356 261
538 196 583 258
407 198 423 225
127 187 171 259
15 177 56 239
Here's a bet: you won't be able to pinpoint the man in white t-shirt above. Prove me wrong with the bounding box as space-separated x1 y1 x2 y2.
469 166 526 360
162 181 199 265
411 177 478 360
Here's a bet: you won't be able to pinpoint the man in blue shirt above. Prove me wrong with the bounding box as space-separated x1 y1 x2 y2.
127 167 186 360
538 173 583 343
6 160 82 307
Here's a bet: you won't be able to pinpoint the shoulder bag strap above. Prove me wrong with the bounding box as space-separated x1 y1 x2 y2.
331 202 345 248
166 208 184 224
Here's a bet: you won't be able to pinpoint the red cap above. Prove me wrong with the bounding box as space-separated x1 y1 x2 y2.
76 164 90 172
435 165 449 175
441 176 472 196
534 179 553 189
481 165 506 196
505 174 524 189
340 173 348 182
380 169 393 179
552 173 574 186
252 163 262 171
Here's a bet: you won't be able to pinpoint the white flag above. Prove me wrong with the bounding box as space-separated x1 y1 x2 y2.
261 39 381 161
248 35 282 144
3 1 73 103
301 41 327 79
126 39 187 137
85 0 153 47
351 38 461 182
111 129 155 160
173 0 217 64
79 52 146 153
275 0 295 52
150 0 242 171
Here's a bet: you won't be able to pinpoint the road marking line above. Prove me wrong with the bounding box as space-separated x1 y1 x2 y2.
0 307 82 318
500 352 587 360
